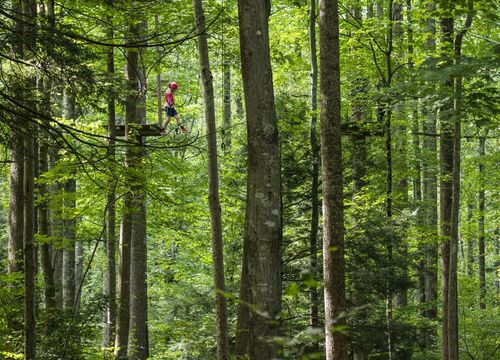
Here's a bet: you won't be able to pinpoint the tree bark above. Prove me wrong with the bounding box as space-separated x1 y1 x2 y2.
422 2 438 349
128 17 149 360
439 15 454 360
235 0 282 358
319 0 348 359
115 11 142 357
309 0 320 338
478 136 486 309
103 0 117 349
193 0 229 358
62 88 76 312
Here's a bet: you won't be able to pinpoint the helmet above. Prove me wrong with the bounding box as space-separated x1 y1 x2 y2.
169 82 179 90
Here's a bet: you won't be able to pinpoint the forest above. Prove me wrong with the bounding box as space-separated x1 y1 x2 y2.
0 0 498 359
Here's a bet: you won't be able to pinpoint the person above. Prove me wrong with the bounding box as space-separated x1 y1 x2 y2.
161 81 187 133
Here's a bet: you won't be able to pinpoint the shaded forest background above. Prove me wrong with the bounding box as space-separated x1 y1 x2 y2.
0 0 498 359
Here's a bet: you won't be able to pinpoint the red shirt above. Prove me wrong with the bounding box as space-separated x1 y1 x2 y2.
165 90 174 107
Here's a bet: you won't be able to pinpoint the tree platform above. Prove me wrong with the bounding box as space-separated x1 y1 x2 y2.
107 124 163 137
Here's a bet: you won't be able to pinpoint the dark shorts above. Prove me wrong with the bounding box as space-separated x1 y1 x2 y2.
164 106 177 117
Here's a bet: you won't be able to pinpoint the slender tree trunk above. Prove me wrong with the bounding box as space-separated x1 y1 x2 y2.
8 131 25 278
62 89 76 312
222 60 231 152
193 1 229 358
448 4 473 358
103 1 117 349
466 203 474 276
308 0 320 339
8 8 25 337
319 0 347 359
422 2 438 350
235 0 282 358
478 136 486 309
384 2 396 358
22 1 37 357
439 15 454 360
24 114 36 360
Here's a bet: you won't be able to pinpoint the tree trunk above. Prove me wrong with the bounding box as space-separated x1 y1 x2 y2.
235 0 282 358
22 1 37 357
309 0 320 339
128 18 149 359
478 136 486 309
319 0 347 359
115 12 142 357
62 89 76 312
103 1 117 349
422 2 438 350
8 8 25 337
439 15 454 360
193 0 229 358
128 192 148 359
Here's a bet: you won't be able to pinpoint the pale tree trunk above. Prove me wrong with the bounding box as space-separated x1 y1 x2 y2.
128 18 149 360
49 148 64 310
103 0 117 349
319 0 347 359
308 0 320 340
62 88 76 312
193 0 229 358
8 8 25 334
8 131 25 278
466 203 474 276
235 0 282 358
407 0 425 325
478 136 486 309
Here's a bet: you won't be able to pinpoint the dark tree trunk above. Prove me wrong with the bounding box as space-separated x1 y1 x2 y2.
422 2 438 350
478 137 486 309
319 0 347 359
193 0 230 358
309 0 320 339
222 41 232 153
439 15 454 360
235 0 282 358
22 1 37 357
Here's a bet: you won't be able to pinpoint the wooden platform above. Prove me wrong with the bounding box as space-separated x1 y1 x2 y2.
106 124 163 137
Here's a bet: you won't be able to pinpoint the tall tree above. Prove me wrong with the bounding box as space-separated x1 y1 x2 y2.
128 17 149 360
422 1 439 349
192 0 230 359
308 0 320 339
235 0 282 358
319 0 347 359
448 4 473 358
478 136 486 309
22 0 37 358
62 88 76 312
